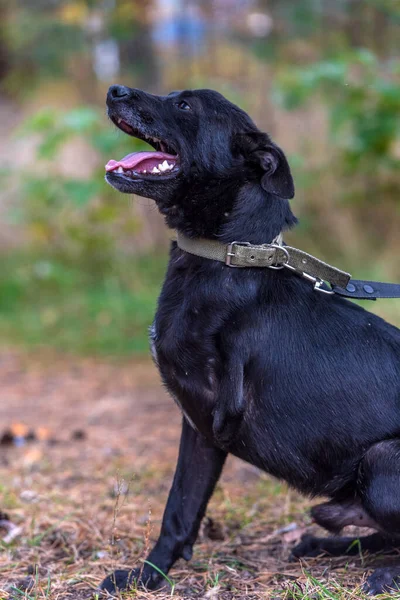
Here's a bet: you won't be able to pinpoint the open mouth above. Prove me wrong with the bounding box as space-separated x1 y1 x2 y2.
105 116 180 179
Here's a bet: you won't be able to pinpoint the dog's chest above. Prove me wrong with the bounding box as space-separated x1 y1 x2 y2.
150 306 219 434
150 253 257 436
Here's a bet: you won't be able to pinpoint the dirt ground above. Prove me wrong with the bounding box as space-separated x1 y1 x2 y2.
0 350 396 599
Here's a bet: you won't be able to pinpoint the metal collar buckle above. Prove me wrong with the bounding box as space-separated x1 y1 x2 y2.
225 241 334 293
225 241 251 267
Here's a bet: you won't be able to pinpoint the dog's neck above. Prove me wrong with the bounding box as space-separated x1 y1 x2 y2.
169 183 297 245
219 184 297 245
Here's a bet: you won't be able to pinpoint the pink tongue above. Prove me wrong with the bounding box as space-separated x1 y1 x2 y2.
105 151 176 172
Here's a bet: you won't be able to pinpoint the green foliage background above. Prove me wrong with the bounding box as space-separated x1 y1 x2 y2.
0 0 399 355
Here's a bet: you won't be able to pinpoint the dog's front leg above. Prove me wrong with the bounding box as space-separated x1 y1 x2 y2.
212 358 245 446
100 418 227 593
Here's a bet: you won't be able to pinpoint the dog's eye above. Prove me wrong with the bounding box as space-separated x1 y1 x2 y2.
176 100 191 111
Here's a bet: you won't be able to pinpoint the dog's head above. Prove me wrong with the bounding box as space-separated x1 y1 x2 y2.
106 86 295 237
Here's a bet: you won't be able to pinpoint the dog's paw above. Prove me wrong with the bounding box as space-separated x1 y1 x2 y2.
100 569 140 594
290 535 327 560
100 567 166 594
362 567 400 596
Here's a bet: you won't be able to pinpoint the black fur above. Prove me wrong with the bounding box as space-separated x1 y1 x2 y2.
101 86 400 596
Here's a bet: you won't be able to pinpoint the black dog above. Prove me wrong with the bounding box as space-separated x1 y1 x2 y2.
102 85 400 596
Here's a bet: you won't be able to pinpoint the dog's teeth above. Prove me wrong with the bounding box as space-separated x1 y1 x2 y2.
158 160 174 172
116 167 124 173
152 167 160 174
117 118 122 124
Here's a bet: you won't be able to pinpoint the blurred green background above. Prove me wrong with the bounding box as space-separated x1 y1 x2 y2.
0 0 399 356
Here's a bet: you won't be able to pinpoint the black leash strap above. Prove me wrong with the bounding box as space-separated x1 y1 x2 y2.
333 280 400 301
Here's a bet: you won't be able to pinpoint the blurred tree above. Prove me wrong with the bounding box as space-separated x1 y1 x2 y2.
2 0 159 98
4 0 87 95
274 48 400 272
276 49 400 200
0 1 10 84
112 0 159 90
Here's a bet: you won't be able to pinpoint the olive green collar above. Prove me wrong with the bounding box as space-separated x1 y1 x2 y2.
176 231 351 292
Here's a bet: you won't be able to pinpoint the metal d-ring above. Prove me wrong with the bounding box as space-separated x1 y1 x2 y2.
267 244 289 270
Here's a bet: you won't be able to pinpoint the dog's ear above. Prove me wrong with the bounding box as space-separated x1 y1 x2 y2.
234 133 294 200
254 144 294 200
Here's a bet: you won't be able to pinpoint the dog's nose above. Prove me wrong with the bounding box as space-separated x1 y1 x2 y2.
108 84 131 101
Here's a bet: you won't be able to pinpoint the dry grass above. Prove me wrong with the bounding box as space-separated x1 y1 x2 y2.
0 350 398 600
